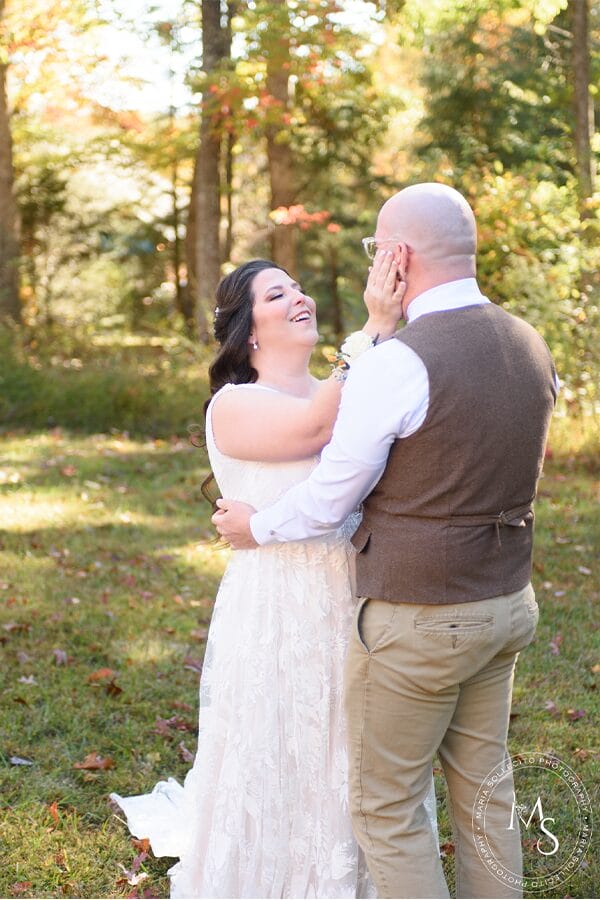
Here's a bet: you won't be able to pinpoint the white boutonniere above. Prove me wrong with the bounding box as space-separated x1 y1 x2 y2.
339 331 377 365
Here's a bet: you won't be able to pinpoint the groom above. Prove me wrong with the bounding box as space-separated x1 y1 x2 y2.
213 183 557 898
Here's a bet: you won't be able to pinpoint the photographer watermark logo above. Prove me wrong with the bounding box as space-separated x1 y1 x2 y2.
472 751 592 892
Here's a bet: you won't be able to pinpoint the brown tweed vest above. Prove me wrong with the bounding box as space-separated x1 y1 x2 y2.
351 302 557 604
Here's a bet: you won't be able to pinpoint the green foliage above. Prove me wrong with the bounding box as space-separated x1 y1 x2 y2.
0 329 210 436
6 0 599 404
464 169 600 408
411 0 600 182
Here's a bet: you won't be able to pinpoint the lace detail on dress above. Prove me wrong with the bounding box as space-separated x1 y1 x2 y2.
111 382 438 898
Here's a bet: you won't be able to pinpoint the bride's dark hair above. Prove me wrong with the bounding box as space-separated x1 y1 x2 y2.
198 259 285 510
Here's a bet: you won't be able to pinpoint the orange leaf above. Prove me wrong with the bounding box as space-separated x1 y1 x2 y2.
87 668 115 682
48 800 59 824
73 752 115 771
132 837 150 853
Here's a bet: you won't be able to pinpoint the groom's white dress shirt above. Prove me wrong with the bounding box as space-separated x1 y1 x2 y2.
250 278 496 545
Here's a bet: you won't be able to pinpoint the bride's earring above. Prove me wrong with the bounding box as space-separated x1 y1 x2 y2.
252 340 258 351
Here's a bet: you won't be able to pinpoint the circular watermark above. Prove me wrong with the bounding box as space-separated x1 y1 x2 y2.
472 751 592 893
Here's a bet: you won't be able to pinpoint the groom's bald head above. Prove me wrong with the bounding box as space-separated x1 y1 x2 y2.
377 183 477 268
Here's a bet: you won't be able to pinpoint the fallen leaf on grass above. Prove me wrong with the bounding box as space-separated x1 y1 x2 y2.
48 800 60 824
3 622 30 634
440 841 455 856
549 633 563 655
544 700 560 717
18 675 37 685
13 696 30 707
54 849 67 868
567 708 586 721
117 869 148 888
190 628 208 642
73 751 115 771
87 667 116 682
151 717 172 738
131 850 149 871
152 715 196 739
578 566 592 576
592 664 600 674
9 756 34 766
10 882 32 895
49 547 69 559
183 657 202 674
60 466 78 477
53 649 69 666
172 700 193 712
132 838 150 853
573 748 590 761
106 679 124 697
178 741 194 763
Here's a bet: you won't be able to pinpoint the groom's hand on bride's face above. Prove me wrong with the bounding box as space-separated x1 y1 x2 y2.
212 499 259 549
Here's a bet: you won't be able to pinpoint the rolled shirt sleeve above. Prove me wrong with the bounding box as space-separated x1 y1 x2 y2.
250 340 429 544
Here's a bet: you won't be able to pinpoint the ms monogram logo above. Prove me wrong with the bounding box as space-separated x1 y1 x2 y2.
507 793 559 856
472 751 592 893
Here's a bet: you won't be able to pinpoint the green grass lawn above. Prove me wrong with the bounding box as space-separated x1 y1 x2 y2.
0 420 598 899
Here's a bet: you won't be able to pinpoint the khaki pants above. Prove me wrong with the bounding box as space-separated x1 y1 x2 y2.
344 583 539 899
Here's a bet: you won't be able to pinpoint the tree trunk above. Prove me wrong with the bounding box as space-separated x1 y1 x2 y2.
221 3 235 264
0 5 21 323
171 157 186 325
184 161 199 333
570 0 595 213
222 129 234 263
265 1 297 276
329 244 343 342
188 0 227 343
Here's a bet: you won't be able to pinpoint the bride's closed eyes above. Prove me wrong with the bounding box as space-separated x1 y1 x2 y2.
264 282 304 302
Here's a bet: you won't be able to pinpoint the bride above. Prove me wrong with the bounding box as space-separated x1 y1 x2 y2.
111 253 438 898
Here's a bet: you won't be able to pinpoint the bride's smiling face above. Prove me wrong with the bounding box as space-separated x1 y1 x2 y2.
250 267 319 351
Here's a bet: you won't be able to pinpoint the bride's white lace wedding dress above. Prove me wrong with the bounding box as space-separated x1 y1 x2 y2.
111 383 438 899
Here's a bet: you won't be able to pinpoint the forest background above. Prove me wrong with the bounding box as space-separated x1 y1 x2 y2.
0 0 598 898
0 0 598 422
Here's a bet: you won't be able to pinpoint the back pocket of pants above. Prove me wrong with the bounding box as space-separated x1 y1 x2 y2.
413 613 494 648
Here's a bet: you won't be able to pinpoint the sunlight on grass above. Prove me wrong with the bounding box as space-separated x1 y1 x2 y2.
123 636 181 664
0 427 596 900
163 541 231 581
0 496 90 530
0 493 171 532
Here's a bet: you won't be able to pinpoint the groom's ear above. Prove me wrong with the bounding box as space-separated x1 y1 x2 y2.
395 242 410 282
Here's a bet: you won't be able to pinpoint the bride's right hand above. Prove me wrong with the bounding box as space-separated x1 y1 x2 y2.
363 247 408 340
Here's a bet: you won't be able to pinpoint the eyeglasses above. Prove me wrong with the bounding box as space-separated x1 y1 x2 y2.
361 235 404 260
